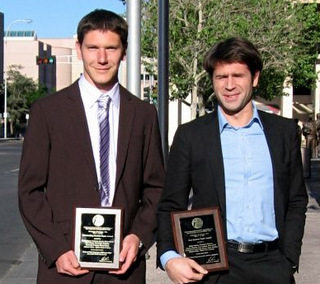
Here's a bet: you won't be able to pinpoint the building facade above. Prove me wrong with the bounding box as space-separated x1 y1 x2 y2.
1 26 319 143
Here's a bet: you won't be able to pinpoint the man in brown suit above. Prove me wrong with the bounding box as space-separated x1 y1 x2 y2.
18 9 164 284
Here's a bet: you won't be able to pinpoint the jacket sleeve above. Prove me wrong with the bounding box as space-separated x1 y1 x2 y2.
18 101 70 267
127 105 165 253
156 125 192 259
279 119 308 268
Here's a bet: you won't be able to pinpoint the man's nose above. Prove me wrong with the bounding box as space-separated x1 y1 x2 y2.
97 49 107 63
226 76 235 90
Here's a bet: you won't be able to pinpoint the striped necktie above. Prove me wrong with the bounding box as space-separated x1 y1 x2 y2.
98 95 111 206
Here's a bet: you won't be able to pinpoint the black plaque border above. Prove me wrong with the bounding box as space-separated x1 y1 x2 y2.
73 207 123 270
171 207 228 272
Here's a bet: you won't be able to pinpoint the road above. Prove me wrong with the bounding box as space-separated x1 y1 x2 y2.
0 140 33 281
0 140 171 284
0 140 318 284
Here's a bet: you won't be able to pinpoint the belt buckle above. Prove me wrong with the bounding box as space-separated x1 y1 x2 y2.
238 242 254 253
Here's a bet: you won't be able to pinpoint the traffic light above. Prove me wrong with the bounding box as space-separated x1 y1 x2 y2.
36 56 56 65
143 87 150 102
48 57 55 64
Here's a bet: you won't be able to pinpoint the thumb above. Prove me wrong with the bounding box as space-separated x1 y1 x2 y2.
189 260 208 275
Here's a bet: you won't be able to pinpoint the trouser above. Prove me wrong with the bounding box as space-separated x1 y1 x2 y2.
91 272 146 284
216 248 295 284
90 256 146 284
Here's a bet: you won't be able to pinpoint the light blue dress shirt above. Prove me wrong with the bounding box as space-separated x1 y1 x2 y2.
218 104 278 243
160 103 279 268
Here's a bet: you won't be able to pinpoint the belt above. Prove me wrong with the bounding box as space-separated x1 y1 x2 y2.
227 240 279 254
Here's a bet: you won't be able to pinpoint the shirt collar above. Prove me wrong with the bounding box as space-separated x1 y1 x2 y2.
78 75 120 109
217 101 263 133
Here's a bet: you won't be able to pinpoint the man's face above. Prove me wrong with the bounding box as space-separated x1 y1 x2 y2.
76 30 126 92
213 62 260 119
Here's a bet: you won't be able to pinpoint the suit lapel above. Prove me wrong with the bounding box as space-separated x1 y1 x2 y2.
258 111 282 211
115 86 134 189
65 82 98 183
201 111 226 218
258 111 279 167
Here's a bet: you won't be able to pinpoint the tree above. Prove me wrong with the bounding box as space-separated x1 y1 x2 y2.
4 65 46 136
139 0 320 118
290 3 320 89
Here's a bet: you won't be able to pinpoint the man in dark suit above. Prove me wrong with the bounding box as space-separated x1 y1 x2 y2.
157 37 307 284
18 9 164 284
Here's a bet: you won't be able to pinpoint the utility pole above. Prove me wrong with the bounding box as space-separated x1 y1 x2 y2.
158 0 169 165
126 0 141 98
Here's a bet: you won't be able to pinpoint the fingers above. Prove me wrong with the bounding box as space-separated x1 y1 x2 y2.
55 250 89 276
109 234 140 275
165 257 208 284
188 260 208 275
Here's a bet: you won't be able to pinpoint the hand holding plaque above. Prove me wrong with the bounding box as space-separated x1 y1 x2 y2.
73 207 123 270
171 207 228 272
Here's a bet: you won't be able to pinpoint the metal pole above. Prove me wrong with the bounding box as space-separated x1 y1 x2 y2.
3 19 32 138
126 0 141 98
158 0 169 165
3 72 7 139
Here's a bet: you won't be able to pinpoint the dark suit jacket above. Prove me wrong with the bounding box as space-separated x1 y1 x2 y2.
157 108 308 282
18 81 165 284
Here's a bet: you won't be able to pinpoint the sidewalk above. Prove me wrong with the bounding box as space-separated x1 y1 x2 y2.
0 138 22 143
0 241 171 284
1 160 319 284
295 158 320 284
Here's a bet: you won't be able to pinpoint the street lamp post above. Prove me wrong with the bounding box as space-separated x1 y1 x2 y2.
3 18 32 139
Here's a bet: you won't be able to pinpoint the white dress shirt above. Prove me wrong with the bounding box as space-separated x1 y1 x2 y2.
78 75 120 206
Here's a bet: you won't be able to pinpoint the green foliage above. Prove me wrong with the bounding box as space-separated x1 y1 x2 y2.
141 0 158 76
5 65 47 135
140 0 320 117
290 3 320 89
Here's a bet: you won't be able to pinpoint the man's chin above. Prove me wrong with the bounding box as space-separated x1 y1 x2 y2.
93 80 117 92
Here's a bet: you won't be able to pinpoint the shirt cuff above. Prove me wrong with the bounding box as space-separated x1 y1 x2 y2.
160 250 182 269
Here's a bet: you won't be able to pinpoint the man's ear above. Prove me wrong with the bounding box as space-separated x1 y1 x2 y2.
75 41 82 61
122 50 127 61
252 71 260 87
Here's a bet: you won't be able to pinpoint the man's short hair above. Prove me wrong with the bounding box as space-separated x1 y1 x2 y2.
77 9 128 49
203 37 263 78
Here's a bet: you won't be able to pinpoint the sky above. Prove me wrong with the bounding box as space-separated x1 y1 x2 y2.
0 0 126 38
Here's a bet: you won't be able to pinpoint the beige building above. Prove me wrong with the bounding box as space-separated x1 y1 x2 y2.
3 32 131 93
1 28 320 144
4 32 55 91
0 12 3 86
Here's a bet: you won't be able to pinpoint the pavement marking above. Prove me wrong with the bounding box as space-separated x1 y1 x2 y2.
0 259 22 265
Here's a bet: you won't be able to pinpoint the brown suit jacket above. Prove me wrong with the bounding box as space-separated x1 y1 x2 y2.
18 81 165 284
